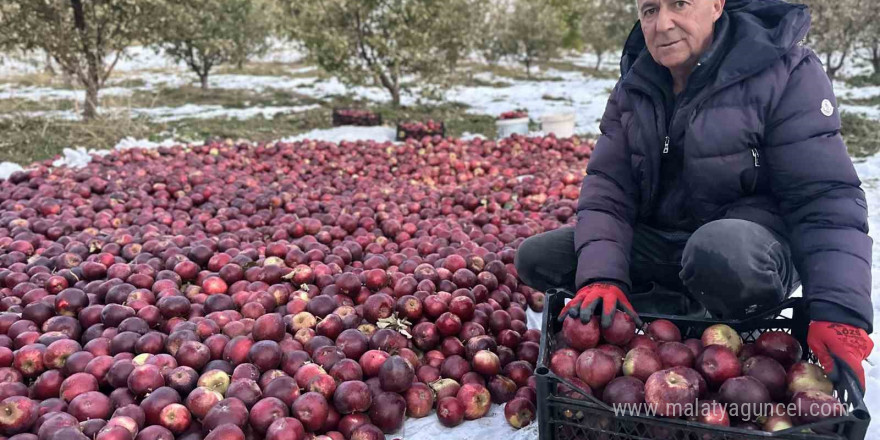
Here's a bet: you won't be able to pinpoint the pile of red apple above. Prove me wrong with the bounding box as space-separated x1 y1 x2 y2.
0 133 593 440
498 111 528 120
397 120 445 140
551 313 848 434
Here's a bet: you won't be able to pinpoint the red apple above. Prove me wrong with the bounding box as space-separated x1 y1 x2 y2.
601 376 646 406
755 331 802 369
701 324 742 355
436 397 465 427
644 369 697 418
562 316 599 351
787 361 833 396
601 312 635 346
158 403 190 434
404 383 433 418
549 348 578 379
576 349 617 391
657 342 695 368
695 345 741 388
503 397 535 429
646 320 681 343
623 347 663 382
742 355 787 401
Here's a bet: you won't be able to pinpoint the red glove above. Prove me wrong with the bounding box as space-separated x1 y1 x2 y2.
558 283 642 328
807 321 874 392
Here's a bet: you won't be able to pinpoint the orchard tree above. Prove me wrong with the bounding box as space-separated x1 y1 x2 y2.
803 0 877 80
855 2 880 77
501 0 568 77
287 0 487 107
155 0 278 89
0 0 160 119
577 0 637 70
478 0 514 66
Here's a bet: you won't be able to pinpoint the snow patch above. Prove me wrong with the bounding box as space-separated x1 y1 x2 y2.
851 154 880 439
280 126 398 144
840 104 880 120
130 104 320 122
0 84 133 101
445 69 617 134
113 137 187 151
0 162 23 180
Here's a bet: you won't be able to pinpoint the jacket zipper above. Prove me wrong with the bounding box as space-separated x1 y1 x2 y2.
751 148 760 167
663 136 670 154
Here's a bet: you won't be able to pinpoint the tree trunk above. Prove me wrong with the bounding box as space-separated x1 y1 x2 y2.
872 45 880 77
525 59 531 78
390 86 401 107
824 52 840 82
595 52 603 71
44 52 56 76
83 59 101 120
200 74 209 90
84 82 98 120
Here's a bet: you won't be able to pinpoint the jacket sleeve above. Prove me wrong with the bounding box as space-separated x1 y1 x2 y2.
574 81 640 291
763 50 873 332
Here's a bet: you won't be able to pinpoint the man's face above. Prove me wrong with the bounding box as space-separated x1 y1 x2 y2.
638 0 724 71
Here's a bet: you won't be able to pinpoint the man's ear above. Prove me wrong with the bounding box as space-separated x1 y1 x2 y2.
713 0 726 20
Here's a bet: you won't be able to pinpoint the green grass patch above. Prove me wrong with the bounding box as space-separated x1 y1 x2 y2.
124 86 318 110
541 94 570 102
841 111 880 157
0 72 69 88
0 115 156 165
108 78 147 89
0 93 499 165
839 95 880 107
843 72 880 88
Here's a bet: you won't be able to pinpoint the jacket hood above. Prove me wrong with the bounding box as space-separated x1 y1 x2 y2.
620 0 810 84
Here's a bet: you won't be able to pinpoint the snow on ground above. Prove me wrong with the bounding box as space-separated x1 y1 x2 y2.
130 104 320 122
0 84 133 101
281 126 398 144
446 70 617 134
835 82 880 101
851 155 880 439
841 104 880 120
0 163 22 180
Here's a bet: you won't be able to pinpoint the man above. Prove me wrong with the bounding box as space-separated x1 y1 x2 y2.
515 0 874 391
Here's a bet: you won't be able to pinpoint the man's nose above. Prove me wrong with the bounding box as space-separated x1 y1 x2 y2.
656 7 676 32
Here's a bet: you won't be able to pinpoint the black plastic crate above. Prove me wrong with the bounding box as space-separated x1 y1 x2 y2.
536 288 870 440
396 121 445 141
331 108 382 127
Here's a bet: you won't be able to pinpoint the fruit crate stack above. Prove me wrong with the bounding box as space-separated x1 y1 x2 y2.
536 288 870 440
396 120 445 141
331 108 383 127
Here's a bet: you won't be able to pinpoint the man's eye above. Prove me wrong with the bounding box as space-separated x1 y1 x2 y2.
675 1 687 8
643 8 656 16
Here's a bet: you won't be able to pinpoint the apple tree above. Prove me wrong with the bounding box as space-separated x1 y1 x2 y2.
0 0 161 119
153 0 279 90
498 0 568 77
802 0 877 80
286 0 487 107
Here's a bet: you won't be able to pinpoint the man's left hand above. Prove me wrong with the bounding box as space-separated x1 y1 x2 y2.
807 321 874 392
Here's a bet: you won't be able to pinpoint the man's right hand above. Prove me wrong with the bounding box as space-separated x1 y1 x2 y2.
558 282 643 328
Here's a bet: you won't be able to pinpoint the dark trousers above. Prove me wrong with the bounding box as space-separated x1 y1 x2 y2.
514 219 800 319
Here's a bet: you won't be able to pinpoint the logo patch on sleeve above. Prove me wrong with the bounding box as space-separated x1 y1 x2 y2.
821 99 834 117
